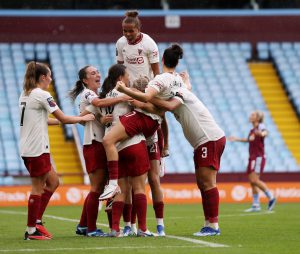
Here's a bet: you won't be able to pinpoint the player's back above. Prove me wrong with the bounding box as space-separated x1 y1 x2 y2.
172 87 225 149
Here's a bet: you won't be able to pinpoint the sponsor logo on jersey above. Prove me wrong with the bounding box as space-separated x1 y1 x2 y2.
152 50 158 57
47 97 57 107
85 92 91 99
153 81 163 90
125 56 144 64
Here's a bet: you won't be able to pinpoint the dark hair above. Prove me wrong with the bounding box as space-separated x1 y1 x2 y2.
122 10 141 30
23 61 50 95
163 44 183 68
69 65 90 101
100 64 127 99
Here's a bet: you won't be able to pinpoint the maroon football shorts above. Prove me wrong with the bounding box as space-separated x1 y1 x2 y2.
194 136 226 171
22 153 51 177
83 140 107 173
118 141 150 178
119 110 160 138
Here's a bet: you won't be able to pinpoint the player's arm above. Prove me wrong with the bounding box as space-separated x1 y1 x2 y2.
228 136 248 142
116 81 158 103
151 62 160 77
255 129 268 137
52 109 95 124
91 96 130 108
161 114 169 157
130 99 164 116
150 97 182 111
47 118 60 125
180 71 192 91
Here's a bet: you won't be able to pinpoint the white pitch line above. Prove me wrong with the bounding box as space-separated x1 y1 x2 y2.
166 235 228 248
0 210 228 248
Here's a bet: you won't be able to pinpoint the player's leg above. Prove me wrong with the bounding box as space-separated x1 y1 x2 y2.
85 168 107 237
148 158 165 236
25 173 50 240
194 166 220 236
122 185 133 236
110 177 128 237
36 165 59 238
132 173 153 237
193 137 225 237
100 122 129 200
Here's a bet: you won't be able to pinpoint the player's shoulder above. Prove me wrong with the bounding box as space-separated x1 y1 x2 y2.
81 88 97 98
141 33 157 46
116 36 127 47
32 88 51 98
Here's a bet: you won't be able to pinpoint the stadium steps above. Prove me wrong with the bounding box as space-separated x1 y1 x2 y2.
48 83 83 184
249 62 300 164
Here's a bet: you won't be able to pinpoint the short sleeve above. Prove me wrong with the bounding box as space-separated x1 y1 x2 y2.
147 75 166 93
84 90 98 104
259 123 267 131
39 91 59 114
116 38 125 63
146 37 159 64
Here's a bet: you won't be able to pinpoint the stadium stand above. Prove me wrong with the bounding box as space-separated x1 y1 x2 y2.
0 42 299 185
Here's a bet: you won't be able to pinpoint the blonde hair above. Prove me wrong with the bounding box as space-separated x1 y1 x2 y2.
23 61 49 95
255 110 264 123
132 76 149 92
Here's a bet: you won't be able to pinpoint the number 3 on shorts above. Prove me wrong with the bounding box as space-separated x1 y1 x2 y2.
201 147 207 158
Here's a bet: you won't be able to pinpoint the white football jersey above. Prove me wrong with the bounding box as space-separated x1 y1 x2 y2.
88 89 145 152
116 33 159 82
171 87 225 149
79 88 105 145
19 88 59 157
147 72 185 100
134 72 185 123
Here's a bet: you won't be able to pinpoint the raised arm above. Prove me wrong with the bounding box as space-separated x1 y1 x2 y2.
91 96 130 108
116 81 158 103
130 99 164 116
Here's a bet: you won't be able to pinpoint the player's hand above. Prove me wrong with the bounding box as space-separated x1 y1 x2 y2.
120 94 132 102
129 99 144 108
81 113 95 122
161 147 170 157
228 136 237 142
100 114 113 125
179 70 190 83
116 81 126 92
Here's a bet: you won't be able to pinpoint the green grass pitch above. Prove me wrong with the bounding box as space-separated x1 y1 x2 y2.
0 203 299 254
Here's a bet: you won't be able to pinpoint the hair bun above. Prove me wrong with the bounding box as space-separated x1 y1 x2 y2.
125 10 139 18
171 44 183 59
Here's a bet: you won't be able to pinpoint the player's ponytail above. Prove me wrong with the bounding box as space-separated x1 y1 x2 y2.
23 61 49 95
69 65 90 101
100 64 126 98
123 10 141 30
163 43 184 68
